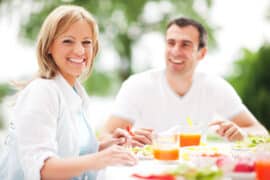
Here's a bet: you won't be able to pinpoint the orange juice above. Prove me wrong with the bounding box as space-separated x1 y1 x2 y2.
153 148 179 160
179 133 201 147
255 160 270 180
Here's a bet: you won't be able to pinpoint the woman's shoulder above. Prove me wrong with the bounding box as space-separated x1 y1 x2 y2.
18 78 60 101
26 78 58 91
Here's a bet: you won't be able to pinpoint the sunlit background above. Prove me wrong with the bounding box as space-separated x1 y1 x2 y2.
1 0 270 150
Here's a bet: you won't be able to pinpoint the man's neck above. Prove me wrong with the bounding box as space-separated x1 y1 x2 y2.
166 71 194 96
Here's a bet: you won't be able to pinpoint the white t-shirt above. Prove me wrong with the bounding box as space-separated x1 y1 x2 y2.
112 69 246 132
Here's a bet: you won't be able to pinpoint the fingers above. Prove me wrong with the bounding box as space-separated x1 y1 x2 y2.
131 139 144 147
210 120 245 141
216 121 232 136
112 127 154 147
108 145 137 166
132 134 152 145
133 128 153 145
107 137 126 147
112 128 132 146
224 125 238 140
113 128 130 139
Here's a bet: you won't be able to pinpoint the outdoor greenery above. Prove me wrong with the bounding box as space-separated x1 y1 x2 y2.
0 0 216 129
227 44 270 130
0 0 270 131
17 0 216 96
0 84 13 128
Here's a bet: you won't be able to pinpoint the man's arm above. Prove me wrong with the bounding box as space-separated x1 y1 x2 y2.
104 116 132 134
210 111 268 141
103 116 153 146
231 110 268 136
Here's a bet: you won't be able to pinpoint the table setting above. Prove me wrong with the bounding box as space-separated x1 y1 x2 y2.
104 121 270 180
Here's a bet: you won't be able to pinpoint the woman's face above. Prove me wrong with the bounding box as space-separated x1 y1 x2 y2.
49 19 94 85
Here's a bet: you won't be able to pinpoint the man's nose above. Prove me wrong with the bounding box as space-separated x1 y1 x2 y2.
171 45 182 55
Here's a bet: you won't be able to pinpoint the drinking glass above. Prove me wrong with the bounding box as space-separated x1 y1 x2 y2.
255 143 270 180
178 123 202 147
153 133 179 161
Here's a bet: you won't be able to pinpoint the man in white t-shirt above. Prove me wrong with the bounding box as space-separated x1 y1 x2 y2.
104 17 268 146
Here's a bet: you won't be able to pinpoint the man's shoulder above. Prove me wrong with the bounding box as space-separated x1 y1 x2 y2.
195 71 227 84
126 69 164 85
194 71 233 93
126 68 164 84
118 68 164 94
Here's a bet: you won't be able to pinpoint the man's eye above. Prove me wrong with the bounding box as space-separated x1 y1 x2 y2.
167 41 175 46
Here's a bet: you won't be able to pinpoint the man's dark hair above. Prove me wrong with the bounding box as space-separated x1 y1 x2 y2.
167 17 207 50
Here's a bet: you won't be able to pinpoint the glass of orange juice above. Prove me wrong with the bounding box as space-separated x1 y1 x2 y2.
255 143 270 180
178 123 202 147
153 133 179 161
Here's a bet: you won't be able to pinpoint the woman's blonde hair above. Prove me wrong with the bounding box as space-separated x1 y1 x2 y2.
36 5 99 80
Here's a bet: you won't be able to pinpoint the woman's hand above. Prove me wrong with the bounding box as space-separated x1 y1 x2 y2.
209 120 247 141
99 128 131 150
94 145 137 169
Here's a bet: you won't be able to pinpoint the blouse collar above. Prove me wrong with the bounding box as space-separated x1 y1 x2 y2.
53 74 90 112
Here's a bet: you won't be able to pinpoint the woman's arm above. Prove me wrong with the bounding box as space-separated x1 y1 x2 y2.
41 145 137 180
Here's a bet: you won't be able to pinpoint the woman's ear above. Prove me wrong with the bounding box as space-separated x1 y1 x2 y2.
48 46 52 55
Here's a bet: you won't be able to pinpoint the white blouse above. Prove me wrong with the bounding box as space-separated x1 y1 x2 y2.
0 74 95 180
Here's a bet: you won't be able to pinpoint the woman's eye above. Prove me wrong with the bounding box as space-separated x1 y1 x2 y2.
63 39 73 44
82 40 92 45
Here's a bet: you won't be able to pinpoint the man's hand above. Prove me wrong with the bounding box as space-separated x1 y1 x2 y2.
104 116 154 147
209 120 247 141
130 128 153 147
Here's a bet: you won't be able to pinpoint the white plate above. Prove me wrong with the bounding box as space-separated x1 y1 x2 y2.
226 172 255 180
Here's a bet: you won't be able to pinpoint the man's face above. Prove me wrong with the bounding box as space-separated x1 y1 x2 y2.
165 24 206 77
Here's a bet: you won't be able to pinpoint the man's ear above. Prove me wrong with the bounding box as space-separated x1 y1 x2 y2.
198 47 207 60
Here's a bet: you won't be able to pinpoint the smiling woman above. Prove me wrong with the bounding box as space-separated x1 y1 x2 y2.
0 5 136 180
36 5 99 82
48 19 94 85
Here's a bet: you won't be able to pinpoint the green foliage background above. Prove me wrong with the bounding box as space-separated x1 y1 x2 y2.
0 84 13 128
0 0 216 128
17 0 216 96
1 0 270 131
227 44 270 130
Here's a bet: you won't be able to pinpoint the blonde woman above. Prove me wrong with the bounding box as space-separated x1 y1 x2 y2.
0 5 136 180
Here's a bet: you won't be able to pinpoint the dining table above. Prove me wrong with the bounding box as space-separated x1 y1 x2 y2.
102 142 257 180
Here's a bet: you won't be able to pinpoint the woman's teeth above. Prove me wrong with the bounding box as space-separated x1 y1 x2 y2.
68 58 85 64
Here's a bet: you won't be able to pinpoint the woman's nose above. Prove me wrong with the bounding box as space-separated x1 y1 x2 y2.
74 42 85 55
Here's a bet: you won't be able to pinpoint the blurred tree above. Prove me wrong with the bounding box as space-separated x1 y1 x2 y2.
227 44 270 130
16 0 217 96
0 84 13 128
0 0 217 95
